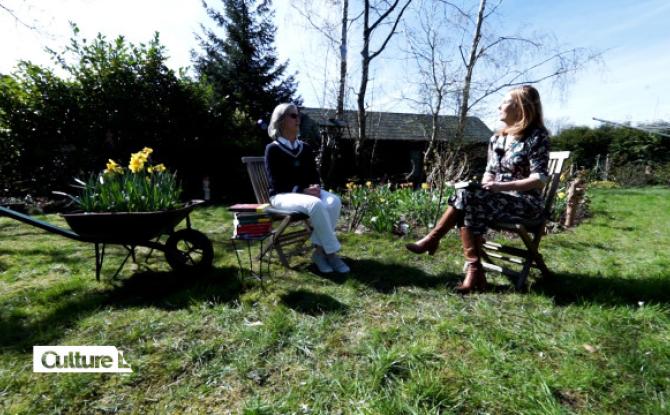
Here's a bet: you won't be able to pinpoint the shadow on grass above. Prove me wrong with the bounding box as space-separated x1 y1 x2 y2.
104 266 243 309
1 229 66 238
0 221 19 232
0 266 241 351
532 271 670 306
0 247 89 265
281 289 348 315
319 258 462 293
549 240 611 251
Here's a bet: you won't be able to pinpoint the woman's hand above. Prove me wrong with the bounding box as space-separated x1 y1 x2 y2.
482 177 545 192
482 181 504 192
303 184 321 197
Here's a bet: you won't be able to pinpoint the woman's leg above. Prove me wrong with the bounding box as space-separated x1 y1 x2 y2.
406 206 462 255
270 192 341 255
451 189 542 293
317 190 349 273
455 226 487 294
319 190 342 231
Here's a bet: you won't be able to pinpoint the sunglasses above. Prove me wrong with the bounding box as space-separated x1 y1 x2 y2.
286 113 299 119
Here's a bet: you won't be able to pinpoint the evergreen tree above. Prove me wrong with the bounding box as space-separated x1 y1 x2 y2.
194 0 300 123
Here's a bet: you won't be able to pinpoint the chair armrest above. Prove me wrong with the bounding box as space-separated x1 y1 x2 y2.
264 207 310 221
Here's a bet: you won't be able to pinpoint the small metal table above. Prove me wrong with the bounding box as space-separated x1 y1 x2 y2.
231 233 273 288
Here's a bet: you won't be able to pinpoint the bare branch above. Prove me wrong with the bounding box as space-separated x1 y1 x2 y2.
1 2 38 30
368 0 401 33
465 48 595 110
458 45 467 67
483 0 503 18
435 0 475 24
369 0 412 60
477 36 542 59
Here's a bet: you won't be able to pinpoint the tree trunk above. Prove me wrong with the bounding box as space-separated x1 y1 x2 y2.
564 176 585 227
336 0 348 120
455 0 486 142
356 1 371 161
423 98 442 171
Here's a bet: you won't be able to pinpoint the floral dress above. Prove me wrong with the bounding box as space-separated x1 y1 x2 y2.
447 127 550 235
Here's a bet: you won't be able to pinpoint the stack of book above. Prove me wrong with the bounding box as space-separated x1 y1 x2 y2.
229 203 272 238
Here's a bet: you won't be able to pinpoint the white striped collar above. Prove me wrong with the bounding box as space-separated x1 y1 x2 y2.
274 137 303 157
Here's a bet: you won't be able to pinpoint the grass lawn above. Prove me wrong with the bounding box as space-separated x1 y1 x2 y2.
1 187 669 414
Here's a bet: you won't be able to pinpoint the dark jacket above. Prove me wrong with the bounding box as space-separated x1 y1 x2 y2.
264 140 320 197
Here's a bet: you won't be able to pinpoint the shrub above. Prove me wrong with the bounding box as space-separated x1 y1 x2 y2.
342 182 454 234
590 180 619 189
0 27 223 198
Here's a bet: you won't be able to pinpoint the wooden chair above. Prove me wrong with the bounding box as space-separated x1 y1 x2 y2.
241 156 312 268
480 151 571 290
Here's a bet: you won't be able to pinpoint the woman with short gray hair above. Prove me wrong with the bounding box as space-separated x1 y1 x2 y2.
264 103 349 274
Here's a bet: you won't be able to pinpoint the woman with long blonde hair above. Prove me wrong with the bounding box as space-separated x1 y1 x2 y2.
406 85 550 293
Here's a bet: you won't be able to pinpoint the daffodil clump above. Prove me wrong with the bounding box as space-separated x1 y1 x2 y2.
75 147 182 212
342 180 453 234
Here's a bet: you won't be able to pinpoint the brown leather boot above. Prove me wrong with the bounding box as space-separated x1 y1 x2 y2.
405 206 459 255
455 227 487 294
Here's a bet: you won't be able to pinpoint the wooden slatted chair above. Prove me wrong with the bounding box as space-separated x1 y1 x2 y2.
241 156 312 268
480 151 571 290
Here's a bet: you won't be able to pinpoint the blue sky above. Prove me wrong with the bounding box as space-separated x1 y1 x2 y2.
1 0 668 130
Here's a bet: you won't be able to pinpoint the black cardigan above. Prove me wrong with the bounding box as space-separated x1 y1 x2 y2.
264 141 321 197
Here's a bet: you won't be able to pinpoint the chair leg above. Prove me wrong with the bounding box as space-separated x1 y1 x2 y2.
534 253 552 278
515 226 537 290
261 216 291 266
274 244 290 268
516 260 532 291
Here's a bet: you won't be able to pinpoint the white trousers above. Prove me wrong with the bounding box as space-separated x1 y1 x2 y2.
270 190 342 254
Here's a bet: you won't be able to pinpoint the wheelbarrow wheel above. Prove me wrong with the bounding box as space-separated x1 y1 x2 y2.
165 229 213 273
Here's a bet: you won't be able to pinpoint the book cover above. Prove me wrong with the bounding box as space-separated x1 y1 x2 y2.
228 203 270 212
454 181 481 190
235 223 272 232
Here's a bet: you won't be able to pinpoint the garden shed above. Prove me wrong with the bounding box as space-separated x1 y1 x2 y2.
300 107 493 184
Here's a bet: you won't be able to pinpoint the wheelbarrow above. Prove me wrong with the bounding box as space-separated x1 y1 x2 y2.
0 201 213 279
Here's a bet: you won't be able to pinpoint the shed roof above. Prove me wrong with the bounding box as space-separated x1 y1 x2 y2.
301 107 492 143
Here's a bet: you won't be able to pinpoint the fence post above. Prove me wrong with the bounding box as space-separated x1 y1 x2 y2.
564 173 586 227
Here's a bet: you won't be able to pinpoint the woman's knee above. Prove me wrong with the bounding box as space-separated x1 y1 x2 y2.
307 199 327 215
326 194 342 210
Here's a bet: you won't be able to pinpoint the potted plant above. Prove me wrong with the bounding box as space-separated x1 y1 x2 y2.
60 147 194 241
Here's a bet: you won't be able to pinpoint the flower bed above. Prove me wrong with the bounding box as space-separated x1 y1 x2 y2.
342 182 454 235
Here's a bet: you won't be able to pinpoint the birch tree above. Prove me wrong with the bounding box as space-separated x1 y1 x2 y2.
355 0 413 160
451 0 599 142
403 0 459 170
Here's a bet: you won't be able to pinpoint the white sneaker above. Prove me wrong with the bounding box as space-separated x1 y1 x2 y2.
326 254 350 273
312 250 334 273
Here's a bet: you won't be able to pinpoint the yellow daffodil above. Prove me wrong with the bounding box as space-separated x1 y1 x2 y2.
366 181 373 188
558 191 566 199
128 147 153 172
346 182 354 190
421 183 430 190
104 159 123 174
129 152 146 173
148 163 166 174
